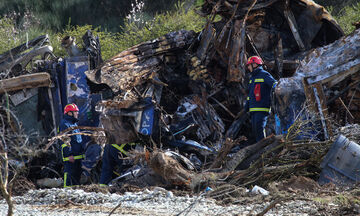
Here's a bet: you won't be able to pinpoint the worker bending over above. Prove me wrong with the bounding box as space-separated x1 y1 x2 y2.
99 142 135 186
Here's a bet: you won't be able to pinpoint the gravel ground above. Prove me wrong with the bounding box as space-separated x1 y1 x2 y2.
0 187 341 216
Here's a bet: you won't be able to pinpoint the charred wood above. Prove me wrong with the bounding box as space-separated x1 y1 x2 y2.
0 73 51 94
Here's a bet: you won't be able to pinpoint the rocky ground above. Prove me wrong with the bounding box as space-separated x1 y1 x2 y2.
1 179 359 216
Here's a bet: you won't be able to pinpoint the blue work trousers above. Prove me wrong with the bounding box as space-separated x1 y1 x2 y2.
251 111 269 142
64 160 82 187
81 144 102 176
99 144 123 185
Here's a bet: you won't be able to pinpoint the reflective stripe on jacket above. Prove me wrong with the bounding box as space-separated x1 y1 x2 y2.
245 66 277 112
63 154 85 162
111 143 136 156
59 115 84 161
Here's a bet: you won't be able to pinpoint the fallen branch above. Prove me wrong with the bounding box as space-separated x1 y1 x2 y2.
209 137 246 169
256 196 290 216
223 135 281 172
108 202 122 216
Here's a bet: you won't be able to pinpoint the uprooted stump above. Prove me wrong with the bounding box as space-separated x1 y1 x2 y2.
144 150 231 191
148 151 194 186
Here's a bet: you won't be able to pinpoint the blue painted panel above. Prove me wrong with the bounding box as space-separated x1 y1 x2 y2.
65 56 100 127
139 97 154 135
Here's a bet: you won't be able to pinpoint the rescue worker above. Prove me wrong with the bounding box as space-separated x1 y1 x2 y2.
99 142 135 186
245 56 277 142
59 103 85 187
79 132 103 184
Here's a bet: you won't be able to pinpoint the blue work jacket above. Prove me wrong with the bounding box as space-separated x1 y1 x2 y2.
59 115 85 161
245 66 277 113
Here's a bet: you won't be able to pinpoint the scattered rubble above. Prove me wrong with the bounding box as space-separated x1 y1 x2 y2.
0 186 353 216
0 1 360 214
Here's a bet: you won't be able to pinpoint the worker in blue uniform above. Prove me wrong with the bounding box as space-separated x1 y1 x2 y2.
59 103 85 187
99 142 135 186
79 135 102 184
245 56 277 142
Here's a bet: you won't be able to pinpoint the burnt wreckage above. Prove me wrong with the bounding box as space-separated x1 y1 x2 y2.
1 0 360 187
86 0 345 146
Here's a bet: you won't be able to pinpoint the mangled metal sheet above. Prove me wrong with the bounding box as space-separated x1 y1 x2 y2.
65 56 101 126
295 28 360 87
194 0 343 86
86 30 196 93
274 28 360 135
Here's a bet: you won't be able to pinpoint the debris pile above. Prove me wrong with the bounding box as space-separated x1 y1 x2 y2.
83 0 359 190
1 0 360 197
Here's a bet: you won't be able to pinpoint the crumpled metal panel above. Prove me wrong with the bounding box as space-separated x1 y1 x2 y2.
65 56 101 126
273 28 360 134
85 30 196 93
294 28 360 86
66 56 89 98
195 0 344 85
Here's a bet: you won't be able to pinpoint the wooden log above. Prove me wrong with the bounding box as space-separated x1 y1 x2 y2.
0 72 51 94
223 134 280 172
210 138 238 169
237 136 283 170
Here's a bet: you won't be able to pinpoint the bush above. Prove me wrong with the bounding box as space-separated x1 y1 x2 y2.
52 25 121 60
1 2 205 61
52 2 206 60
0 17 20 53
116 2 206 52
329 2 360 35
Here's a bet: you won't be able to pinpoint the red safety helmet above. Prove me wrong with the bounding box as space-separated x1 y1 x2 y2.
64 103 79 114
246 56 263 66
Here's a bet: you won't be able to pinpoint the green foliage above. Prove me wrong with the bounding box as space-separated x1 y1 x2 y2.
0 10 51 55
1 2 205 60
0 17 19 52
315 0 359 12
52 2 206 60
0 0 189 33
117 2 205 51
329 2 360 35
53 25 121 60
